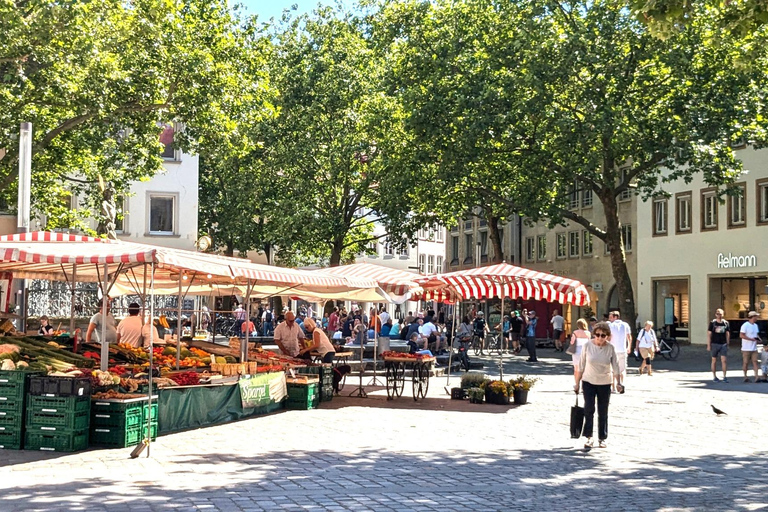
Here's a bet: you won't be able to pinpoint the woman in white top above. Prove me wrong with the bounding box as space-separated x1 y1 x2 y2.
636 321 659 376
568 318 591 393
299 318 336 364
578 321 620 449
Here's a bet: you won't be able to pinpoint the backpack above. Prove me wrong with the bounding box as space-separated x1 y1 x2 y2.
265 311 273 323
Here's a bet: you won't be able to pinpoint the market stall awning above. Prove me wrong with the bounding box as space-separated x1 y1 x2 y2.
313 262 422 303
414 262 590 306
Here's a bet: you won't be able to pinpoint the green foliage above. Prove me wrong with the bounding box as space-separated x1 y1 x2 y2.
0 0 251 232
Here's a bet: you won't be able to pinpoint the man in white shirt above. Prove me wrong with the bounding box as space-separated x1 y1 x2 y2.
550 310 565 352
274 311 305 358
740 311 761 383
608 311 632 392
419 318 440 351
116 302 144 348
379 307 390 326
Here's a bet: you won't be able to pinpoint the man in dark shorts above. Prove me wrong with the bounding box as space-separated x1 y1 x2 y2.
510 311 524 354
707 308 730 383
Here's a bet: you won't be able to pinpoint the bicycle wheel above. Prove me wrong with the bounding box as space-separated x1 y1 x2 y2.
668 340 680 361
660 341 672 360
472 336 481 356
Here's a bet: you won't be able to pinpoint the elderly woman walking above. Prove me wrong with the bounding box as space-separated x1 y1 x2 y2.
578 321 620 449
636 321 659 376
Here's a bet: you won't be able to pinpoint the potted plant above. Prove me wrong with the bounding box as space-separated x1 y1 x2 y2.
485 380 510 405
508 375 539 405
460 372 486 390
468 387 484 404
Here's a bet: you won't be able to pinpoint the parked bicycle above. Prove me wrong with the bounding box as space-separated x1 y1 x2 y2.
471 333 485 356
484 331 503 356
656 327 680 360
455 337 472 372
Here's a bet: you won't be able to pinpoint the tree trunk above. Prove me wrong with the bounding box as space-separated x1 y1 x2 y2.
601 193 637 333
329 239 344 267
224 240 234 257
487 214 503 263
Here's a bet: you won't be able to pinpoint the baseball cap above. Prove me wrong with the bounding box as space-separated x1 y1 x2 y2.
477 311 484 317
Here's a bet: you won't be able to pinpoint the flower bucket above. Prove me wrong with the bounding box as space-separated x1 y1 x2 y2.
513 389 529 405
486 388 510 405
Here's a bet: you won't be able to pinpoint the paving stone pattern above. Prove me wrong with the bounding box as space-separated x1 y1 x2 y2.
2 349 766 511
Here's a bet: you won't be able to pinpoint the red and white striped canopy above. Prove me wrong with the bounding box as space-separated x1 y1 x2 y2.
231 260 378 291
414 262 590 306
316 263 422 301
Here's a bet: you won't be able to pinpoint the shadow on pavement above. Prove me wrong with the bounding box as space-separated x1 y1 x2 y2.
676 378 768 395
1 448 765 511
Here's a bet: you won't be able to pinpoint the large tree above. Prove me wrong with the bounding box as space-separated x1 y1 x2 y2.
382 0 768 324
258 6 428 266
0 0 248 234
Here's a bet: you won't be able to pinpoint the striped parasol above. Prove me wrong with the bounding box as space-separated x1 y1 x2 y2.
315 262 422 303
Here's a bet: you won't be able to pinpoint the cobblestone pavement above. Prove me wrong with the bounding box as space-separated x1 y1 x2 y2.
3 347 767 512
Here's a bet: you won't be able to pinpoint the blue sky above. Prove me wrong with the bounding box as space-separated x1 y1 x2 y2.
236 1 341 22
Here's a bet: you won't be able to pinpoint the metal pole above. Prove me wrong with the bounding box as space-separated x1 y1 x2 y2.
243 279 251 363
176 275 183 370
499 291 505 381
99 263 110 372
69 264 77 339
146 262 155 457
446 298 459 386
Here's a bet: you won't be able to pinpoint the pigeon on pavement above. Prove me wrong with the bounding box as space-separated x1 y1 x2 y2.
711 405 727 416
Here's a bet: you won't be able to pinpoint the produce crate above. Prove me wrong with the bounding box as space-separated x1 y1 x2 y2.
143 403 158 423
0 370 41 385
0 395 23 412
0 410 24 429
27 394 90 413
90 423 158 448
287 382 318 400
451 388 467 400
319 385 333 403
29 375 91 398
286 394 319 410
91 408 142 429
25 428 88 452
0 429 22 450
26 408 90 431
294 366 320 376
0 381 25 401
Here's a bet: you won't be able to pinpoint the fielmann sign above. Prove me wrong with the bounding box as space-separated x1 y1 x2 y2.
717 253 757 269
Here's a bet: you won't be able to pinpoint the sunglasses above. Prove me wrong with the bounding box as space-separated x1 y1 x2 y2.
593 333 608 338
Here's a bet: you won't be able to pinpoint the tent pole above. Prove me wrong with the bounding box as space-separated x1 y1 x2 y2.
446 298 458 386
99 263 110 372
176 276 182 370
499 291 505 381
146 262 155 458
69 264 77 350
243 278 252 363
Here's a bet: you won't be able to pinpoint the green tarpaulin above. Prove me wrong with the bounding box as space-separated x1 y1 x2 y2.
157 383 284 434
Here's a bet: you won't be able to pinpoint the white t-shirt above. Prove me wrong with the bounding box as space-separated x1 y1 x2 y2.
141 323 161 347
116 315 143 348
551 315 565 331
740 321 760 352
419 322 438 337
609 320 631 353
379 311 390 325
636 328 657 349
571 330 590 357
89 312 117 344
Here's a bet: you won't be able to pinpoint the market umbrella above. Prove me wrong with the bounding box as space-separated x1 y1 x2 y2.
313 262 423 303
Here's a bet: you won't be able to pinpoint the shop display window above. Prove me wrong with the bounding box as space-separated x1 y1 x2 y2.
653 279 689 338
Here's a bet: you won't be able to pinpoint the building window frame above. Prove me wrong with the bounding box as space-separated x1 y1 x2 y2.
525 237 535 262
622 224 632 252
701 188 718 231
427 255 435 274
435 226 444 242
463 233 473 264
675 192 692 234
568 231 580 259
146 192 179 236
757 178 768 226
582 230 593 256
556 233 567 260
436 256 443 274
618 167 633 202
418 253 426 273
727 182 746 229
582 188 593 208
450 235 459 265
115 195 127 234
536 234 547 261
652 198 668 237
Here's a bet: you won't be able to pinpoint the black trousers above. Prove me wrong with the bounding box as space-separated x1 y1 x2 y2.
582 381 611 440
525 336 538 361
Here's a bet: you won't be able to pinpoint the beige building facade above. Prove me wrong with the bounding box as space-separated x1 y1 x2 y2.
446 216 522 272
637 146 768 345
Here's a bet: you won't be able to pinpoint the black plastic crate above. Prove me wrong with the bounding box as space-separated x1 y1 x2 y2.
29 375 91 398
319 386 333 403
451 388 466 400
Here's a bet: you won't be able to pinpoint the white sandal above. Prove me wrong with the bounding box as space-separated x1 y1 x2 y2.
584 438 593 449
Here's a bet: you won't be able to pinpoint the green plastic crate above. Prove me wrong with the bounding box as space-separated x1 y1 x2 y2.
90 423 158 448
91 407 142 429
24 429 88 452
0 382 25 401
295 366 321 375
0 410 24 429
287 382 318 399
0 395 23 412
0 429 22 450
27 395 90 413
26 408 90 430
0 370 36 385
319 385 334 403
142 403 158 423
286 394 320 410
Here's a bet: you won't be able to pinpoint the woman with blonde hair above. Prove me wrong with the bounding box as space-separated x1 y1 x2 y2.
298 318 336 363
636 321 659 376
568 318 591 393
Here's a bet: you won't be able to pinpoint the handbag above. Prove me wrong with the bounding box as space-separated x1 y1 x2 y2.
570 394 585 439
565 340 577 355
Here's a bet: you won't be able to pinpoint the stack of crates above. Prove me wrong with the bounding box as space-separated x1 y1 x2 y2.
25 375 91 452
319 364 334 402
0 370 38 450
90 397 158 448
285 376 320 410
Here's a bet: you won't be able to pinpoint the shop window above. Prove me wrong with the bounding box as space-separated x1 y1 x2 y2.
701 188 718 231
676 193 692 234
582 188 593 208
463 233 473 264
450 236 459 265
525 237 535 262
436 256 443 273
148 193 177 235
653 198 668 236
582 230 593 256
568 231 579 258
556 233 566 259
418 254 426 273
728 183 746 228
537 235 547 261
427 255 435 274
758 178 768 226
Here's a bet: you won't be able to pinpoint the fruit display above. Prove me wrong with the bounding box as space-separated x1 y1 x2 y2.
382 351 433 360
167 372 199 386
92 390 145 400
